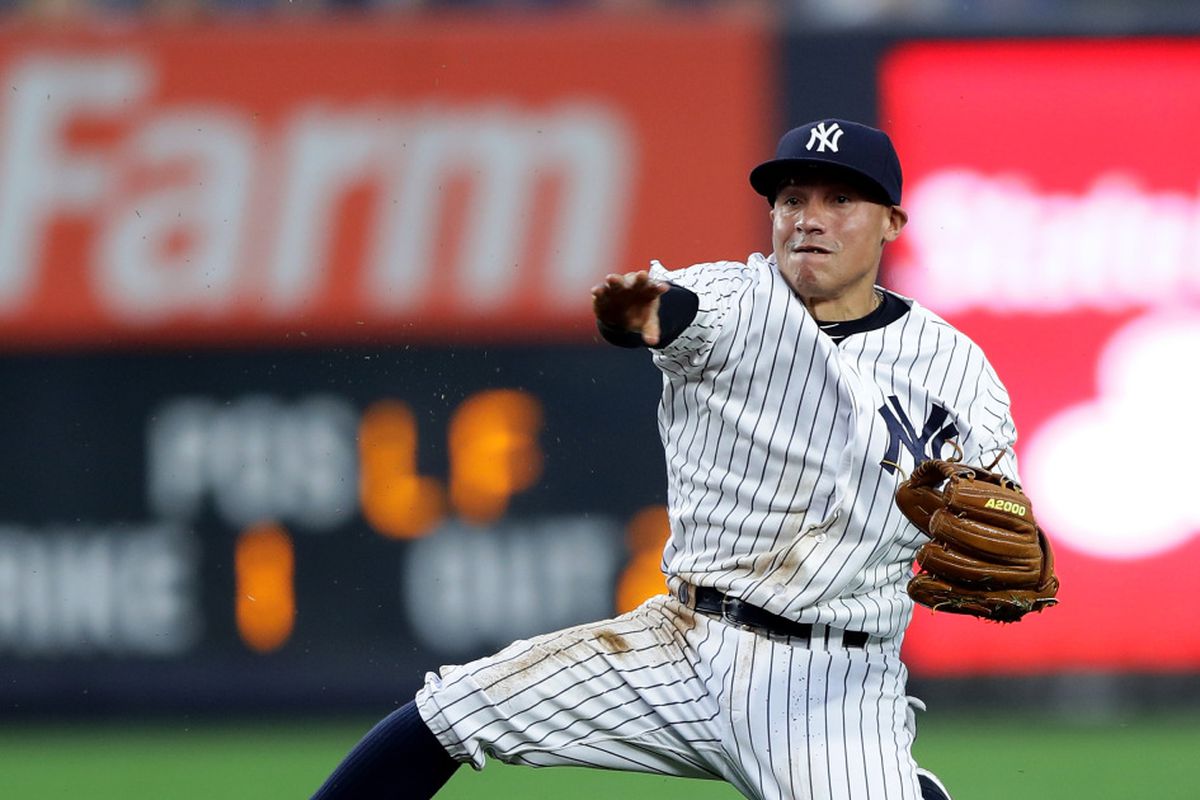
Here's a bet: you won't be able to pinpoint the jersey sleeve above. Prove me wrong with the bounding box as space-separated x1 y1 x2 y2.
648 260 754 376
958 353 1022 483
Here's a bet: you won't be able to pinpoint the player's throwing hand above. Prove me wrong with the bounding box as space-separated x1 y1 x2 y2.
591 270 669 346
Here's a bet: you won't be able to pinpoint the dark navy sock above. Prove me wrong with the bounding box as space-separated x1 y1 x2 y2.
918 769 952 800
310 700 460 799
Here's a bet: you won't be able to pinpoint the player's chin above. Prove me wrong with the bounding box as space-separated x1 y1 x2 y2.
778 261 827 295
782 251 835 275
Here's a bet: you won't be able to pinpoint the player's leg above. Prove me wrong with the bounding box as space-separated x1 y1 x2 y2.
727 627 922 800
310 594 722 800
907 696 953 800
417 595 730 782
917 767 953 800
309 700 459 799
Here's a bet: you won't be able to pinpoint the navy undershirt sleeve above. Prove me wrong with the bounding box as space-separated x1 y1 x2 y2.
596 283 700 349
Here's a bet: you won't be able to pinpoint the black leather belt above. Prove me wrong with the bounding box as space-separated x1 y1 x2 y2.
688 585 869 649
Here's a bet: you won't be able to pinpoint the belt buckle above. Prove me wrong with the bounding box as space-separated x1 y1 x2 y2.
720 595 750 630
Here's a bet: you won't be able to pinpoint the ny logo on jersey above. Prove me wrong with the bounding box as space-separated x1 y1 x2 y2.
806 122 844 153
877 396 959 474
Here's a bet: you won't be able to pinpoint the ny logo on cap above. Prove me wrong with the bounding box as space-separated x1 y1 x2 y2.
806 122 844 153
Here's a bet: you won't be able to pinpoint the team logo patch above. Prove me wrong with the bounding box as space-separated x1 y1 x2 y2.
878 396 959 474
806 122 844 153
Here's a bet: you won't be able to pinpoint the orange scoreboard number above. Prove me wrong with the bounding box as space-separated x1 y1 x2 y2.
359 389 544 537
235 523 296 653
358 400 448 540
616 505 672 614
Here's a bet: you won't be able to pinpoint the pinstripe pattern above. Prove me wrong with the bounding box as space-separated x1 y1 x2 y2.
651 253 1018 639
416 595 918 800
417 250 1016 799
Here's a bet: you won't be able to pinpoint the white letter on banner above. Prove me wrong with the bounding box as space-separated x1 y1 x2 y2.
97 110 253 320
0 56 146 310
366 104 632 313
265 109 384 312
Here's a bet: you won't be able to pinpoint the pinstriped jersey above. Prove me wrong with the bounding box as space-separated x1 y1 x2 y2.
648 253 1020 640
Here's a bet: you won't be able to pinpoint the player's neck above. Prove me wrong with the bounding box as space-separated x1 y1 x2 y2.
804 285 882 322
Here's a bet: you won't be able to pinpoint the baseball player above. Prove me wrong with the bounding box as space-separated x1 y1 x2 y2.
309 119 1038 800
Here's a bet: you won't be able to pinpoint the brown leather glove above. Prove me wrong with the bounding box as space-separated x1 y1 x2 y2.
895 459 1060 623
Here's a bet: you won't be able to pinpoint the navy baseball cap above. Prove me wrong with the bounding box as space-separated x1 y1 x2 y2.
749 119 903 206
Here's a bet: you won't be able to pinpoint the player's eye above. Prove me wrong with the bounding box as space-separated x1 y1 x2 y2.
835 194 851 204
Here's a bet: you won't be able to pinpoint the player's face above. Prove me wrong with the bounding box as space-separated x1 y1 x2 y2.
770 172 907 309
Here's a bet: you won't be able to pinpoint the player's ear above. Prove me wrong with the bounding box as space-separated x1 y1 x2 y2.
882 205 908 243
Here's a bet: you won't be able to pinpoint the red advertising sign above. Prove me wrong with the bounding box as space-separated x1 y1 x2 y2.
0 21 770 349
882 40 1200 674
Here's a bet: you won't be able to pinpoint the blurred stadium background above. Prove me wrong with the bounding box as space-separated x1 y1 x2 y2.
1 0 1199 797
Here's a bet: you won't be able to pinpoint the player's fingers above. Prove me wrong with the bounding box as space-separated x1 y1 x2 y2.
595 275 632 308
641 303 661 346
630 271 666 297
591 280 618 299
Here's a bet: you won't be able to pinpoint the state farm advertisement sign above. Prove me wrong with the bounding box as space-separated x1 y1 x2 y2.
882 40 1200 674
0 22 768 348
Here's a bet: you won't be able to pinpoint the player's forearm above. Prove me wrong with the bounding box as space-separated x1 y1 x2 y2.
596 284 700 348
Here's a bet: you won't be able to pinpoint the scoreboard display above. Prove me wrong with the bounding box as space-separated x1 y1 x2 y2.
0 345 669 712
